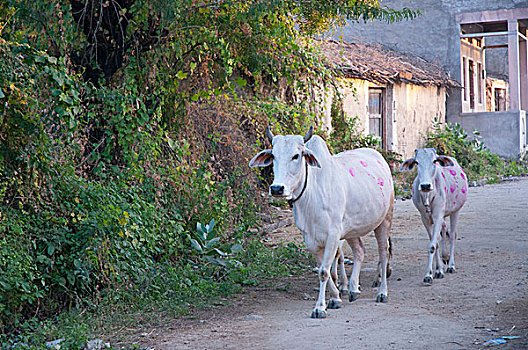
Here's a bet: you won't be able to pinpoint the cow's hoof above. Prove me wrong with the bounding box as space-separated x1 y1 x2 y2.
372 280 381 288
434 271 444 279
339 288 349 297
446 267 456 273
328 298 342 309
376 293 388 303
311 309 327 319
423 276 433 284
348 291 361 302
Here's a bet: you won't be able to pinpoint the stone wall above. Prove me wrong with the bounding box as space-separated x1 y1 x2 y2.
448 110 527 158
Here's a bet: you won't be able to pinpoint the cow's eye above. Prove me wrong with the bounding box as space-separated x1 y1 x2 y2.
292 154 299 160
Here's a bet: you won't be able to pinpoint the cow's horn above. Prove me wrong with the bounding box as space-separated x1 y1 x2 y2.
266 127 274 143
303 126 313 143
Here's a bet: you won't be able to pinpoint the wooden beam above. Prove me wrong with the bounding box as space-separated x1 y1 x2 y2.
483 44 508 50
457 8 528 24
460 31 510 38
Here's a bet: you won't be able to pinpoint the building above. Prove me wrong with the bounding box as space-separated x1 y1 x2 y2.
335 0 528 158
317 40 459 160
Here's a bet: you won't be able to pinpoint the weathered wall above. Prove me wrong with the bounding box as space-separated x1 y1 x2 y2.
332 0 526 119
341 78 377 133
449 110 527 158
325 78 446 160
391 83 447 159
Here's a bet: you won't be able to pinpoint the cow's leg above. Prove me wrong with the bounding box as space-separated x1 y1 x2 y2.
330 252 338 285
312 238 340 318
440 220 450 265
432 221 445 280
424 218 444 284
373 199 393 303
446 212 459 273
336 244 349 296
374 237 393 288
421 216 435 284
346 237 364 302
330 242 347 295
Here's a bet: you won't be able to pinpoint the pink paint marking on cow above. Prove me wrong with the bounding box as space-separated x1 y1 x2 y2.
461 187 466 194
348 168 355 177
442 172 446 179
460 172 466 180
450 184 456 193
444 186 447 193
377 178 384 187
449 169 457 177
360 160 368 167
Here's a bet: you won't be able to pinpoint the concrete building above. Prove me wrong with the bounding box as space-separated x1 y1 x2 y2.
334 0 528 158
317 40 458 160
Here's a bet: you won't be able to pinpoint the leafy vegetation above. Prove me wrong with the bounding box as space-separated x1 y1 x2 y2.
0 0 419 346
393 119 528 196
425 119 528 182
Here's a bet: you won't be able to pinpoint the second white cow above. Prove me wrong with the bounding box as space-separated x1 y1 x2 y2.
250 127 394 318
400 148 468 284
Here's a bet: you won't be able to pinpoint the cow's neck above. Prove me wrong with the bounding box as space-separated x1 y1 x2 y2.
288 161 309 208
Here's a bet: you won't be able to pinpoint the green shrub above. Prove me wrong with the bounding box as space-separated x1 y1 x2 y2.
425 119 528 181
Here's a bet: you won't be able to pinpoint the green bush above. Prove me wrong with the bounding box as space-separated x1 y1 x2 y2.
425 119 528 181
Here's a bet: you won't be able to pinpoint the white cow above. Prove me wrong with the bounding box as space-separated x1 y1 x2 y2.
400 148 468 284
250 127 394 318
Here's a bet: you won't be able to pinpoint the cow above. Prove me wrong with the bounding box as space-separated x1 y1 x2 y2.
400 148 468 284
249 127 394 318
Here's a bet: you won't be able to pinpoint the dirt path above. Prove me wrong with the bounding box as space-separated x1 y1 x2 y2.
150 179 528 350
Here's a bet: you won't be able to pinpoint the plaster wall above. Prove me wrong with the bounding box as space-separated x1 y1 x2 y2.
341 78 374 133
332 78 446 160
448 110 527 158
391 83 447 160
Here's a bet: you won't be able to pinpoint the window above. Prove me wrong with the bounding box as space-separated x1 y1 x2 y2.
469 59 475 110
462 57 467 101
368 88 384 147
495 88 506 111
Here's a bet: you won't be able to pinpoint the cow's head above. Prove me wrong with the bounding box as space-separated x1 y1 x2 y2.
399 148 454 193
249 126 320 198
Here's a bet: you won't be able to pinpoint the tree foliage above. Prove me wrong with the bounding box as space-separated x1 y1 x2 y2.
0 0 418 339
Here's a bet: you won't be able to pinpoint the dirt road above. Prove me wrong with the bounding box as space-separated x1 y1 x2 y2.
153 178 528 349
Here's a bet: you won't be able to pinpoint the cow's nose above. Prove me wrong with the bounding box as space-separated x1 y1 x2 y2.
270 185 284 196
420 183 431 191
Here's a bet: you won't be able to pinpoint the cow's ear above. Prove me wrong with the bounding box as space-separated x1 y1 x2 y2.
399 158 417 172
249 149 273 168
434 155 454 167
302 149 321 168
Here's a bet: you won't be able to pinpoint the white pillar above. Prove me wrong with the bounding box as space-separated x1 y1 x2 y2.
519 27 528 111
508 19 521 110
